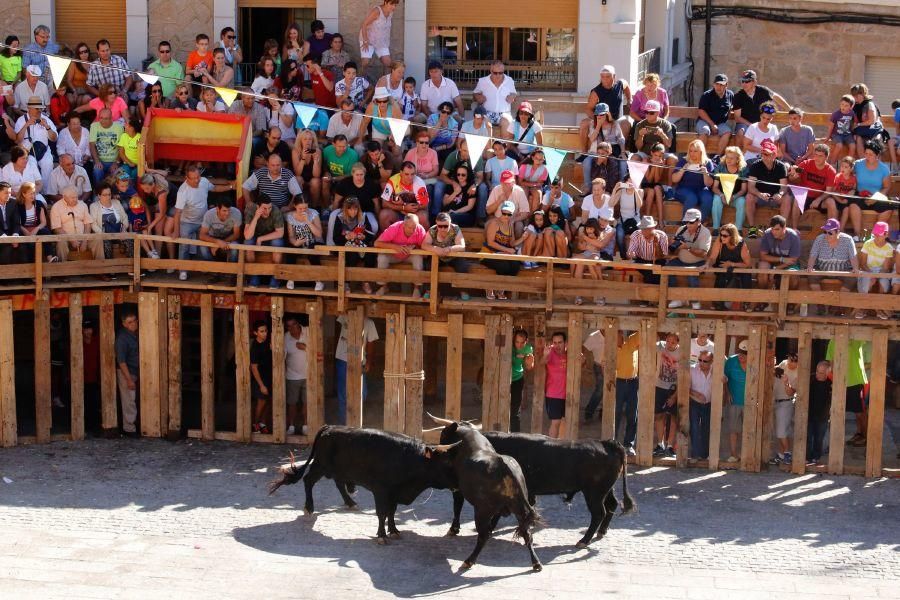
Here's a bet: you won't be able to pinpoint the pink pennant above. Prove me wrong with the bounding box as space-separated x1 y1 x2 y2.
627 161 650 189
789 185 808 214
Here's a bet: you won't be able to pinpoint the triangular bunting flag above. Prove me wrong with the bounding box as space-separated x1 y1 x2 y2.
387 118 410 147
626 160 650 189
293 102 319 128
465 134 490 164
544 148 567 182
789 185 807 214
46 55 72 89
718 173 738 205
138 72 159 85
216 87 238 107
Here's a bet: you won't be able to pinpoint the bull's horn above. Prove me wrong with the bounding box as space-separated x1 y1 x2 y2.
432 441 462 453
425 412 454 426
421 426 444 433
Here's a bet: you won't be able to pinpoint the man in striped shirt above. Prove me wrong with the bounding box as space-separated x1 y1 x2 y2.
241 154 302 212
627 215 669 283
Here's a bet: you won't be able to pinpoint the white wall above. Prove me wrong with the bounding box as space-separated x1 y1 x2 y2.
577 0 641 93
125 0 148 67
30 0 55 39
403 0 426 85
318 0 339 35
213 0 238 46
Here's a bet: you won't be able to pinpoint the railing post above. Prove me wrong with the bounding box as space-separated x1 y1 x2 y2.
271 296 286 442
34 292 51 443
530 313 546 435
865 329 889 477
69 293 84 441
234 304 251 442
133 238 142 290
657 271 669 322
337 250 347 313
235 246 245 303
200 294 215 441
827 325 849 475
429 253 439 314
167 294 182 437
0 299 17 447
544 258 554 313
707 320 727 471
34 240 43 295
138 292 161 437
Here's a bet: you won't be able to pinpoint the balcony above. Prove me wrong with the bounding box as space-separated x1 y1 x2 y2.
441 60 578 91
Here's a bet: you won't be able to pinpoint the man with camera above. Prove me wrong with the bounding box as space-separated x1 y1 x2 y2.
770 353 798 465
666 208 711 310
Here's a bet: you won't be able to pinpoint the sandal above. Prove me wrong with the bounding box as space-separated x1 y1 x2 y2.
486 290 496 300
574 296 583 305
497 291 508 300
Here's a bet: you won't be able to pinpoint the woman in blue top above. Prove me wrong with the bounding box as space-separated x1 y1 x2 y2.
426 101 459 163
849 139 893 233
671 139 716 222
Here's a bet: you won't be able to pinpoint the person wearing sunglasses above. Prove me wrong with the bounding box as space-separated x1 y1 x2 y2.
473 60 518 130
437 162 477 227
732 69 790 148
431 137 486 223
217 27 242 75
703 222 752 309
688 350 715 461
632 100 677 165
806 218 858 315
745 139 788 236
146 41 184 99
166 83 197 111
422 211 469 300
425 101 459 163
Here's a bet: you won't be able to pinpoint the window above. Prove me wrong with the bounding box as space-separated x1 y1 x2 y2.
545 29 576 63
465 28 497 61
427 26 460 61
508 29 539 62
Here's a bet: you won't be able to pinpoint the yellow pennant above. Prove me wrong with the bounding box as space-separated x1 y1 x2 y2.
718 173 738 205
216 87 238 107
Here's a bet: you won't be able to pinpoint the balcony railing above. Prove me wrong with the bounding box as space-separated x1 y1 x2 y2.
637 46 661 81
441 60 577 91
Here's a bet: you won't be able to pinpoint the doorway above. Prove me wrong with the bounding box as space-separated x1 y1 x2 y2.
239 6 317 69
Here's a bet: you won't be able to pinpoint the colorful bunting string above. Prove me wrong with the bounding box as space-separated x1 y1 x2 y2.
718 173 738 205
789 185 808 214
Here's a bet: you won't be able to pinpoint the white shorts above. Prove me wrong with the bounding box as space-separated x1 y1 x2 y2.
360 43 390 59
774 399 794 439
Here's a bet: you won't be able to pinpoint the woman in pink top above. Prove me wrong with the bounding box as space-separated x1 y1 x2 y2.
404 131 440 182
77 83 129 123
544 331 569 439
630 73 670 120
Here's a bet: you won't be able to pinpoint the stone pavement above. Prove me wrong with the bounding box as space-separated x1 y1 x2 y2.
0 439 898 599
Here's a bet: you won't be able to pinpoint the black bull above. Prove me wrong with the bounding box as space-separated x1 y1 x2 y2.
429 415 635 548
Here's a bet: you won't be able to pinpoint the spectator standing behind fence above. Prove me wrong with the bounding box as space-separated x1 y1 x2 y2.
115 310 139 438
653 333 680 458
173 166 236 281
826 337 869 448
615 331 640 456
723 339 750 462
689 350 714 461
770 352 798 466
690 333 714 365
509 329 535 433
284 316 308 436
250 320 272 435
334 314 379 425
581 328 605 422
807 360 832 465
543 331 570 439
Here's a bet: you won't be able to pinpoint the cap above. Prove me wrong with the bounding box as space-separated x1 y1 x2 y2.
427 59 443 71
500 170 516 184
473 105 487 116
821 218 840 232
26 65 42 77
644 100 661 113
738 340 749 352
27 95 45 109
372 86 390 100
683 208 702 223
597 206 614 222
593 102 610 116
638 215 657 230
713 73 728 84
518 101 534 115
116 168 132 181
740 69 757 83
500 200 516 214
760 139 778 155
872 221 890 236
600 64 616 76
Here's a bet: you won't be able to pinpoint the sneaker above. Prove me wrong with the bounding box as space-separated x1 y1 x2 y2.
259 423 270 435
522 261 538 270
725 455 739 463
412 287 422 299
846 433 863 445
668 300 684 309
459 292 470 301
166 268 175 274
574 296 583 305
269 277 280 289
851 436 867 447
314 281 325 291
286 280 295 290
594 297 606 306
286 425 296 435
423 291 431 300
52 396 64 408
876 310 890 320
148 249 160 259
652 444 666 457
626 446 636 457
664 447 676 458
853 309 866 319
783 452 792 465
851 235 860 243
178 271 188 281
768 454 783 465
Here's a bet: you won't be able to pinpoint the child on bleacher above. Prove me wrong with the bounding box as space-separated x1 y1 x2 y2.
889 99 900 174
827 95 857 165
828 156 857 231
400 77 424 123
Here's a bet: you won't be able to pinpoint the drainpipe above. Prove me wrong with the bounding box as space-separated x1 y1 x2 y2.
703 0 712 90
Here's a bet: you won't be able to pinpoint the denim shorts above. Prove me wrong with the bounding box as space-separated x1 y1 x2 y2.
831 133 854 145
695 121 733 136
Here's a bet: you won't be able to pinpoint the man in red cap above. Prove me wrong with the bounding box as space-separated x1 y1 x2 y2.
745 139 789 236
485 169 529 237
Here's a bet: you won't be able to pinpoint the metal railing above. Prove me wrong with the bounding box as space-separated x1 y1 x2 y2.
637 46 661 81
440 60 577 91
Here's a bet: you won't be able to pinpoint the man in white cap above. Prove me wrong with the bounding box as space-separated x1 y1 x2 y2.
723 339 750 462
14 95 57 182
666 207 711 309
13 65 50 116
579 65 632 155
627 215 669 283
473 60 518 130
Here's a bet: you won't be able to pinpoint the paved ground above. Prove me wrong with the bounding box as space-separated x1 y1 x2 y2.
0 439 898 600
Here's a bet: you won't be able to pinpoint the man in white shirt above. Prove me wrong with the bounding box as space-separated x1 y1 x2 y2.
327 98 364 148
284 316 308 436
335 315 379 425
172 165 236 276
582 329 605 421
689 350 714 460
419 60 464 118
473 61 518 130
690 333 715 365
45 154 92 203
14 95 57 182
13 66 50 116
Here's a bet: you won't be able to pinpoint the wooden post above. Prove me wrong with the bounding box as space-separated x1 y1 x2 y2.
69 293 85 441
865 329 889 478
0 300 17 447
167 295 182 436
271 296 286 443
383 310 405 432
235 247 246 303
345 306 365 427
530 313 546 434
675 319 692 468
404 316 424 437
740 327 763 472
637 319 658 466
445 314 463 422
482 314 501 430
34 292 51 443
305 299 325 435
138 292 161 438
337 251 347 314
234 304 251 442
34 241 43 295
707 321 727 471
496 313 514 432
200 295 215 441
564 312 584 441
99 291 117 432
544 260 554 313
657 273 669 322
791 323 813 475
758 326 775 468
827 325 849 475
156 292 169 437
776 274 790 320
429 254 439 315
600 317 619 441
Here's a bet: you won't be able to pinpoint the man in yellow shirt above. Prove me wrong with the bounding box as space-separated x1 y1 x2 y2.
615 330 640 455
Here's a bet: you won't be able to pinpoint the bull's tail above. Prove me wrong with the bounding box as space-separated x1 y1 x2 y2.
620 455 636 515
267 426 326 495
513 497 544 540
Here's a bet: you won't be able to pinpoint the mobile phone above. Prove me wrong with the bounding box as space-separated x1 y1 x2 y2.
1 85 11 95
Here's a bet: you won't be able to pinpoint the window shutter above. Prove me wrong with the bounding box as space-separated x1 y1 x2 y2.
427 0 578 28
55 0 127 55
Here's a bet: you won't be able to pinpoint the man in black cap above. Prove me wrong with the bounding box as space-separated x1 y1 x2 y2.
419 60 464 118
697 73 735 157
732 69 790 149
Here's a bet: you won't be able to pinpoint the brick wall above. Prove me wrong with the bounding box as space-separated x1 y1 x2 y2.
0 2 32 48
148 0 214 65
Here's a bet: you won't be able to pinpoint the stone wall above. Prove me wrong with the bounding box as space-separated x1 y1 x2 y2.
0 2 32 48
148 0 214 65
339 0 405 75
689 0 900 113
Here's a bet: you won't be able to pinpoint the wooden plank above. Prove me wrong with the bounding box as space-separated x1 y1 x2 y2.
404 316 424 437
0 300 16 447
482 314 501 430
99 291 117 432
200 295 215 440
530 313 546 434
657 274 669 323
69 293 84 441
34 241 43 295
865 329 888 478
271 296 286 443
336 251 346 314
305 299 325 435
234 304 252 443
758 326 775 467
740 327 763 472
544 263 554 313
383 311 405 432
423 320 485 339
429 254 440 315
675 320 692 468
33 293 51 443
156 292 169 435
138 292 161 437
166 295 182 435
600 317 619 441
445 313 463 421
565 312 583 441
791 323 813 475
497 313 513 432
707 321 727 471
346 306 365 428
827 325 849 475
637 318 658 466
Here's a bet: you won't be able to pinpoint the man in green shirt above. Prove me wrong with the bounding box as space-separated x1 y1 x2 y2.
322 134 360 203
146 41 185 99
510 328 535 432
89 108 124 182
826 339 869 446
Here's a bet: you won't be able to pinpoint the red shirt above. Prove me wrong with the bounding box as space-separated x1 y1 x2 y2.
797 159 836 200
545 350 567 399
311 69 336 108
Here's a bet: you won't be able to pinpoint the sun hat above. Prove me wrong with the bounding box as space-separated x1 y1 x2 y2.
638 215 657 230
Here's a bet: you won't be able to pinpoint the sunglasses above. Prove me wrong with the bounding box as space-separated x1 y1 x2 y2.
177 92 188 96
436 224 449 229
825 230 837 235
79 49 90 54
440 110 452 114
375 99 388 103
491 71 504 75
456 172 468 177
417 140 430 145
501 212 513 217
645 111 658 114
719 231 731 238
159 49 171 54
699 358 713 363
226 35 236 39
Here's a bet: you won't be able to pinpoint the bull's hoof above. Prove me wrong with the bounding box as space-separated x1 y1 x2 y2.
532 562 543 572
575 541 589 549
388 531 402 540
344 503 359 511
461 561 474 570
303 509 316 518
445 527 460 537
375 537 388 545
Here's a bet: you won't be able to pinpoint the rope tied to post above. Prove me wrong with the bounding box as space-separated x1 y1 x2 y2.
382 370 426 381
